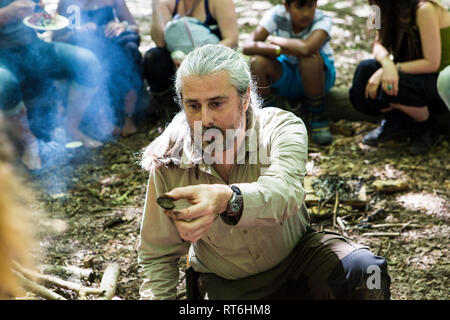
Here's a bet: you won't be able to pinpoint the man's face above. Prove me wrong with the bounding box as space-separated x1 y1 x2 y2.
181 71 249 156
285 0 317 31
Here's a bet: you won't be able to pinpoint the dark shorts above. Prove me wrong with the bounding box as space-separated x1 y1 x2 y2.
195 229 390 300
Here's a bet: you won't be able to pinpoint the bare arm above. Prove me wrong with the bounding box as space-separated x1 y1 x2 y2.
212 0 238 48
242 26 280 57
114 0 139 33
268 29 328 57
399 2 442 74
151 0 174 47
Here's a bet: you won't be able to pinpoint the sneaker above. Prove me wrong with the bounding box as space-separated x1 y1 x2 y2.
409 128 439 155
362 119 410 147
309 113 333 145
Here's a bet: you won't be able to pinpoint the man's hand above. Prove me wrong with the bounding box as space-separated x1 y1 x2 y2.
6 0 35 20
163 184 233 242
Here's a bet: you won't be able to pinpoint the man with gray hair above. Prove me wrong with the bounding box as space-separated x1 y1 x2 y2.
138 44 390 300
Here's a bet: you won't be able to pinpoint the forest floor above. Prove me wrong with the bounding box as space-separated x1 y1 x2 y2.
26 0 449 300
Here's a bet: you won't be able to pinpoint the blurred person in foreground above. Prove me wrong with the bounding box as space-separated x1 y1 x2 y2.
0 113 35 299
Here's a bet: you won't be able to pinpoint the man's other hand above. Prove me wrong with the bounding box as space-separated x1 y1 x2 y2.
163 184 233 242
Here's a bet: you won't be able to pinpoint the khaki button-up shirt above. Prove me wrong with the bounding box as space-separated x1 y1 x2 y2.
138 107 310 300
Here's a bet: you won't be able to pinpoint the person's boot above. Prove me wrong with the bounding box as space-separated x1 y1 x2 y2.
305 94 333 146
409 119 439 155
362 111 411 147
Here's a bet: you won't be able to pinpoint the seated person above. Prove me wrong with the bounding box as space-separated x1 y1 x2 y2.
138 44 391 300
349 0 450 155
143 0 238 118
242 0 336 146
53 0 143 137
0 0 103 154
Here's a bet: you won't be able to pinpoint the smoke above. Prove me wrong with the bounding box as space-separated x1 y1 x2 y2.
25 3 144 197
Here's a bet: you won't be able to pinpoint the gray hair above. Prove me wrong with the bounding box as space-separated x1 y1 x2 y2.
174 44 262 110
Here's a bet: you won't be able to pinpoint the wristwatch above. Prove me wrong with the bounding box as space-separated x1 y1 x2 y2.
224 185 243 216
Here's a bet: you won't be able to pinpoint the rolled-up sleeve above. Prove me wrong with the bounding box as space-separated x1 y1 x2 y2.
137 167 190 300
234 110 308 228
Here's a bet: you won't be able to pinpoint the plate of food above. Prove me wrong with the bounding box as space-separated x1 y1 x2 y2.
23 12 69 31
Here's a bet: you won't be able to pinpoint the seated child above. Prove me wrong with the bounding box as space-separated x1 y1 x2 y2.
243 0 336 146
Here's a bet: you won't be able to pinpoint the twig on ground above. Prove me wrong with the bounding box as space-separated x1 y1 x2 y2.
332 191 339 229
369 223 427 229
98 263 120 300
362 232 400 237
12 269 67 300
13 261 104 296
38 264 94 281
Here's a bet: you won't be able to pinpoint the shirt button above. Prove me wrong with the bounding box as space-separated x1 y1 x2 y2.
242 229 248 234
255 254 260 259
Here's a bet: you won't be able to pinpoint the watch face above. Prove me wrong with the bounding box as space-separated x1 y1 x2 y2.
231 196 243 213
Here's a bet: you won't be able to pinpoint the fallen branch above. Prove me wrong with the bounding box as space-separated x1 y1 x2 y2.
336 216 347 231
13 261 104 296
362 232 400 237
38 264 94 281
369 223 428 229
98 263 120 300
12 269 66 300
332 191 339 229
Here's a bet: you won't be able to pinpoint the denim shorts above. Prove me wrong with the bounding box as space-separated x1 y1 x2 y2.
271 51 336 99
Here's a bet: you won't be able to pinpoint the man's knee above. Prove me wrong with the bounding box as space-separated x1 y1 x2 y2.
328 249 391 300
0 68 22 111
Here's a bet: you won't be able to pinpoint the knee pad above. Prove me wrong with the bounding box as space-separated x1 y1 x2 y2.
328 249 391 299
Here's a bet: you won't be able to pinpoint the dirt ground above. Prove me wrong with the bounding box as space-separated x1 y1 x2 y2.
25 0 449 300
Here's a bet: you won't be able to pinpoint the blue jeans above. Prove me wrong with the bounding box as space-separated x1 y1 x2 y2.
0 39 101 139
